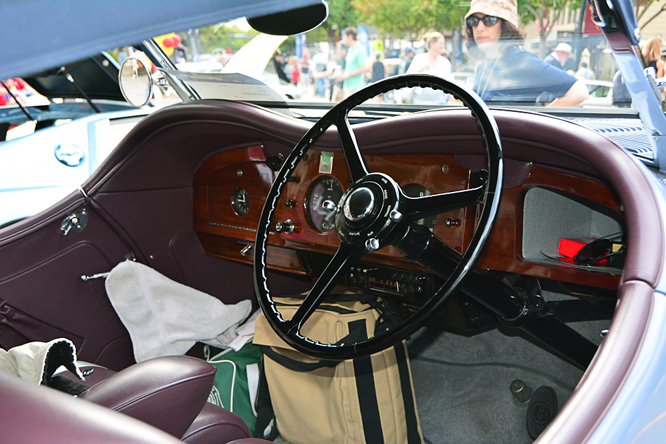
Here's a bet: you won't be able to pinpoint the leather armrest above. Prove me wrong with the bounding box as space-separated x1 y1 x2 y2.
0 371 183 444
79 356 216 438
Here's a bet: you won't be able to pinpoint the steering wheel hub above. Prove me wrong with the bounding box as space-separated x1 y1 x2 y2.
335 174 404 245
343 187 376 222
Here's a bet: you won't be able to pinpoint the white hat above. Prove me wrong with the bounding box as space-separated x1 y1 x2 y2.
554 43 573 55
465 0 518 29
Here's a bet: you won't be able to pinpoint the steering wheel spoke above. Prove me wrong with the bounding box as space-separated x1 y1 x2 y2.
336 113 370 183
395 223 462 281
288 242 368 332
402 186 486 223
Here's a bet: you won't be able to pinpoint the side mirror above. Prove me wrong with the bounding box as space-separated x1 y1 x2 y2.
118 57 153 107
247 1 328 36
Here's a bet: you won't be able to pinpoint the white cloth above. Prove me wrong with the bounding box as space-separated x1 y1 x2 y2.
0 338 83 384
227 309 260 351
105 260 252 362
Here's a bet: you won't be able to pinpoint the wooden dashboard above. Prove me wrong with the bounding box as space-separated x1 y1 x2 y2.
194 144 622 291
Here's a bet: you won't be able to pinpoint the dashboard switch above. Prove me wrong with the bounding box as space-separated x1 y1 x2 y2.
275 219 295 235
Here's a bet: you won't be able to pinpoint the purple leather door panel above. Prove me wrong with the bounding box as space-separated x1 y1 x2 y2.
0 193 135 370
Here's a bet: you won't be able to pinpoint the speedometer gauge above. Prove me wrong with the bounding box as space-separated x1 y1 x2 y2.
306 176 343 233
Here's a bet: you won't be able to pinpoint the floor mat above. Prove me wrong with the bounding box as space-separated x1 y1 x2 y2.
408 320 608 443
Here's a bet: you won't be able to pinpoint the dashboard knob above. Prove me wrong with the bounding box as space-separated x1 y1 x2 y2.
322 200 338 212
275 219 295 235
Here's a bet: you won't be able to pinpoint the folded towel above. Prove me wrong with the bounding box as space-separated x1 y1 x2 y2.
0 338 83 384
105 260 252 362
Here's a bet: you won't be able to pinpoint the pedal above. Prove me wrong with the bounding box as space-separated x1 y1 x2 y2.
526 386 558 439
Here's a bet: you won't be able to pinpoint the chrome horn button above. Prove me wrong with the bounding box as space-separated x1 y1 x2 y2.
343 187 375 222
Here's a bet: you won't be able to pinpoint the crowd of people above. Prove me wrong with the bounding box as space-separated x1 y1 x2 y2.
269 0 664 108
2 0 664 110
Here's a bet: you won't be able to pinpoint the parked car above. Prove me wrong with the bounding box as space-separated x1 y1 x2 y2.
0 52 155 227
580 79 614 107
2 1 666 444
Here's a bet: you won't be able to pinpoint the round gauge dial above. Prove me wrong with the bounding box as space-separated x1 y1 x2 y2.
232 188 250 215
306 176 344 233
404 184 437 231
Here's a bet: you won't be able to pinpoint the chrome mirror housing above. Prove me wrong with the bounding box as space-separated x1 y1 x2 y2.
118 57 153 107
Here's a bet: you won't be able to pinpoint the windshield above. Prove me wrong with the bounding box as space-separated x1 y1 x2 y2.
141 0 666 112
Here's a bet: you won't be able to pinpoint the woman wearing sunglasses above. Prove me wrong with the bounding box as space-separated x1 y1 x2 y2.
465 0 588 106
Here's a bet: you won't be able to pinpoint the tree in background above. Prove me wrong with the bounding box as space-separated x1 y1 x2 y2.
520 0 579 58
321 0 359 49
635 0 666 28
351 0 456 44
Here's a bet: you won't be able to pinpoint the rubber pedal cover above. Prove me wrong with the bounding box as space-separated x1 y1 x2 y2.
526 386 558 439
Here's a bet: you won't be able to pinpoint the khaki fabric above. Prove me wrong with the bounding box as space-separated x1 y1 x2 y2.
254 297 423 444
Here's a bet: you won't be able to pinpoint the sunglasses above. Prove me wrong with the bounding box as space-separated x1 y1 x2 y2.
467 15 500 28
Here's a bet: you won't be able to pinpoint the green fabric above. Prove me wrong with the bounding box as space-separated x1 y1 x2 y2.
343 43 367 91
206 342 263 436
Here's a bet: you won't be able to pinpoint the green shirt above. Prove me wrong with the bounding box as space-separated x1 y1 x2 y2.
343 44 367 91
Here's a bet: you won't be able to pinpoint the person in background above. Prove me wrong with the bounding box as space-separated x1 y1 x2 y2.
465 0 588 107
290 62 300 87
312 50 328 96
313 43 348 101
612 70 632 108
273 53 290 83
404 32 453 104
299 51 311 96
408 32 452 78
369 52 388 102
369 52 387 83
337 27 369 98
642 36 665 78
575 62 595 80
399 47 416 74
544 43 573 71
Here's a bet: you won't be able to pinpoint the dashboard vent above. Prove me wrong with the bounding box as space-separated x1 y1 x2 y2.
573 118 654 161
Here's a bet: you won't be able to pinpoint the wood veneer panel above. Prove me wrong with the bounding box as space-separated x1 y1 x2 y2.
194 146 622 290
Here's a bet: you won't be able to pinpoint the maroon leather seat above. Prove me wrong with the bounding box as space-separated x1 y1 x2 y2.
0 368 186 444
58 356 253 444
0 368 273 444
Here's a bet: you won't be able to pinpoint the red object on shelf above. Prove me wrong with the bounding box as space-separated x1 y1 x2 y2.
558 238 595 258
558 238 610 265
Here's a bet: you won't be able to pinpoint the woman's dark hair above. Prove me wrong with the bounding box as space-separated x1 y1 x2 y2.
466 18 525 57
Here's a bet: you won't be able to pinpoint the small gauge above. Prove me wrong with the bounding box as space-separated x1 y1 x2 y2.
232 188 250 215
306 176 344 233
404 184 437 231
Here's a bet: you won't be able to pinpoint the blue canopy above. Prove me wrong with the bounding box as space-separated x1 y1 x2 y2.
0 0 320 80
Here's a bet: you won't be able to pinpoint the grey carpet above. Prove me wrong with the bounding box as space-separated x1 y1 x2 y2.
408 319 609 443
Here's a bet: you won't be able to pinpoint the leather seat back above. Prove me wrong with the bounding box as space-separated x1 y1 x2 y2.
78 356 215 438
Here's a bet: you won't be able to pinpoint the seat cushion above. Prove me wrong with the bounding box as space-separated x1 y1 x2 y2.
78 356 215 438
181 402 252 444
58 357 254 444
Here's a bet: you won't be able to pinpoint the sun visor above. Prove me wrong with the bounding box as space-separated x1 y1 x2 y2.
247 1 328 35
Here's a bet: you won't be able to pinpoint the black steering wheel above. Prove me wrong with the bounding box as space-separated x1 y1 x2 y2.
254 74 503 359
